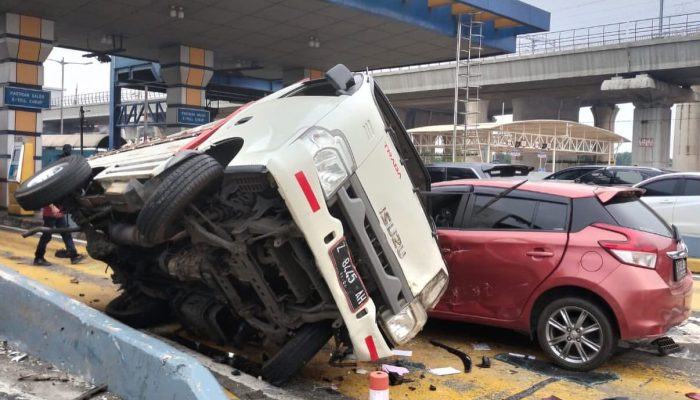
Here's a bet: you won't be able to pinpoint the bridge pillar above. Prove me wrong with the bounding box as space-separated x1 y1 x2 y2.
160 46 214 134
0 13 53 210
512 97 580 122
591 104 619 132
673 102 700 172
632 101 672 168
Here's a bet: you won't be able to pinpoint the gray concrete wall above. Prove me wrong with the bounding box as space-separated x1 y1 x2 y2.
673 102 700 172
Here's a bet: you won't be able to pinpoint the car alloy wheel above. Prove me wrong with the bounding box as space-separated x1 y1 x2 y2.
545 306 603 364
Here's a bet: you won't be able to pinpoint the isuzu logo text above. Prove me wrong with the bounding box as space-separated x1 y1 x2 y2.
379 207 406 259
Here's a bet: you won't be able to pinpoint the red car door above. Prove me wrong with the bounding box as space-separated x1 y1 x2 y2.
435 190 569 322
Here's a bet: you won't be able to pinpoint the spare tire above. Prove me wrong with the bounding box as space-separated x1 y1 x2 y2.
137 154 223 244
15 155 92 210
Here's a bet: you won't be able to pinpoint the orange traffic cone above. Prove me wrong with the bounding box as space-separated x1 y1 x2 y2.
369 371 389 400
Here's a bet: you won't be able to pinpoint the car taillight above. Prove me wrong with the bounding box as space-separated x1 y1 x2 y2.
594 223 658 269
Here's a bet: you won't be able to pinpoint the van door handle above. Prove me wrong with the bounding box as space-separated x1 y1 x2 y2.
526 250 554 258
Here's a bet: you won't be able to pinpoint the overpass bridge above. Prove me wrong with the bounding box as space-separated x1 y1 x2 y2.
374 12 700 170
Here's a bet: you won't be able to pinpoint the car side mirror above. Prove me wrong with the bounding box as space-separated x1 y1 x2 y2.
326 64 355 92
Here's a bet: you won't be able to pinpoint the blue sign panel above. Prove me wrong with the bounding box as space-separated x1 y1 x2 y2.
4 86 50 109
177 107 210 126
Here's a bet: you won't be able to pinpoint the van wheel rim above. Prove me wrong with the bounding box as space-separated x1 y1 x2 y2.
545 306 603 364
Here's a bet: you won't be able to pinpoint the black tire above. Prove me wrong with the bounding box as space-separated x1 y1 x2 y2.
262 322 334 386
536 296 616 371
15 155 91 210
105 290 171 328
136 154 223 244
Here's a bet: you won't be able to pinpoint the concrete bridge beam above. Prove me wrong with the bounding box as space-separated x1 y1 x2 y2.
591 103 619 132
632 101 672 168
673 102 700 172
512 97 580 122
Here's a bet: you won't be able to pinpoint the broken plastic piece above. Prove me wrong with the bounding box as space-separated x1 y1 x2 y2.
430 340 472 372
472 343 491 351
428 367 461 376
10 353 27 362
382 364 409 376
392 349 413 357
685 394 700 400
477 356 491 368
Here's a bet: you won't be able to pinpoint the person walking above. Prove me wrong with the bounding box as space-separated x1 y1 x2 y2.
33 204 84 265
32 143 85 266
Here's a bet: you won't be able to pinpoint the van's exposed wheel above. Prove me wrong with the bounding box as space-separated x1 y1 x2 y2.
105 290 171 328
14 155 92 210
262 321 334 386
536 297 616 371
136 154 223 244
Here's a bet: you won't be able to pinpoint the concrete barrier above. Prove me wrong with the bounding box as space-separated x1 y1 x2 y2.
0 265 227 400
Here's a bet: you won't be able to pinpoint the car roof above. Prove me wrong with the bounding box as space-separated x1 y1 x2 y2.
426 162 528 171
434 179 637 199
633 172 700 186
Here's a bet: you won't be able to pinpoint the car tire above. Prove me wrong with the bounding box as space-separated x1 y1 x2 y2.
105 290 171 328
536 296 616 371
136 154 223 244
14 155 92 210
261 321 334 386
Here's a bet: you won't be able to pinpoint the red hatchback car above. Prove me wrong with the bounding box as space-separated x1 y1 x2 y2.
429 180 694 370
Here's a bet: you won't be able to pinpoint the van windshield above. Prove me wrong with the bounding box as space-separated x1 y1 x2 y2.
604 197 672 237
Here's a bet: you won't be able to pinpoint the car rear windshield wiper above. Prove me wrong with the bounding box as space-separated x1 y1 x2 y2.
474 179 529 215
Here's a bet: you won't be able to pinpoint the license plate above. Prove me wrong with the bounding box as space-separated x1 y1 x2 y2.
674 258 688 281
330 238 369 312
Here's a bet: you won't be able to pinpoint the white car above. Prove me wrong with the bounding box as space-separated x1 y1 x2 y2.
15 65 448 385
634 172 700 256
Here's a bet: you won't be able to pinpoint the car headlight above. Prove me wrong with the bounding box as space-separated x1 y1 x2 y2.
302 127 355 199
382 301 427 345
419 269 448 310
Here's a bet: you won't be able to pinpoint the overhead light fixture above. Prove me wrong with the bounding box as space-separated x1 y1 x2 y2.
177 6 184 19
308 35 320 48
100 34 113 45
170 5 177 18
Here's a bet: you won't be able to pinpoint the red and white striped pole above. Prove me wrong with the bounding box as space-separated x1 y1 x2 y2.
369 371 389 400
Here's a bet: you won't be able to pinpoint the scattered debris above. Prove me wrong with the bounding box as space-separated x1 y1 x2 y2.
73 383 108 400
504 377 559 400
79 293 85 297
11 353 28 362
508 352 535 360
541 396 563 400
70 277 80 284
639 377 653 387
355 368 369 375
430 340 472 372
387 371 414 386
231 369 241 376
18 373 69 382
381 364 409 376
428 367 461 376
686 394 700 400
392 359 425 371
472 343 491 351
495 353 618 385
408 386 416 391
652 336 682 356
392 349 413 357
429 384 437 391
477 356 491 368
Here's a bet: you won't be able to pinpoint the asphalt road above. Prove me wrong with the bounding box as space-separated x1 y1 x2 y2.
0 227 698 400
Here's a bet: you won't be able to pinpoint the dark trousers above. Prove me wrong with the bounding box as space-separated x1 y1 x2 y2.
35 216 77 259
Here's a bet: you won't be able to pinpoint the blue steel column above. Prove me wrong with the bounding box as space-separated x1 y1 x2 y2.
108 59 121 149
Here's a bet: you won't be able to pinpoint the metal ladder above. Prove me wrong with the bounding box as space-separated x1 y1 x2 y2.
452 12 484 162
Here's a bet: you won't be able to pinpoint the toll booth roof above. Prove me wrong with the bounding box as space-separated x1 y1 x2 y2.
4 0 549 71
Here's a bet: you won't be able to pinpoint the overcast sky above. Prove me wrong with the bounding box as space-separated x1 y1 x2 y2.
44 0 699 150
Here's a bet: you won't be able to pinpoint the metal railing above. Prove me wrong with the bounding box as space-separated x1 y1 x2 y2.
50 89 166 108
514 12 700 56
371 12 700 74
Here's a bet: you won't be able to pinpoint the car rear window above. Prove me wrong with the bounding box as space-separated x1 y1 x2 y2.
446 167 478 180
428 167 445 183
641 178 678 196
604 198 672 237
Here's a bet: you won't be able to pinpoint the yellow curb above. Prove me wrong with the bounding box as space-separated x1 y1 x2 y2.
689 258 700 274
